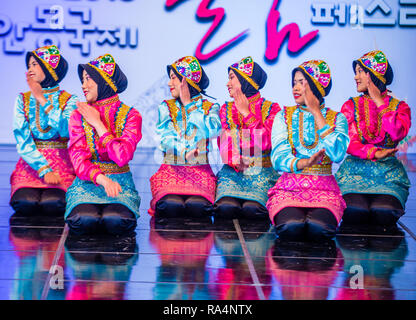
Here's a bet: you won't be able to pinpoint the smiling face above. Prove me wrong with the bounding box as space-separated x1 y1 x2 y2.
227 70 243 99
81 70 98 103
292 71 309 106
168 69 181 99
354 63 370 93
27 56 46 84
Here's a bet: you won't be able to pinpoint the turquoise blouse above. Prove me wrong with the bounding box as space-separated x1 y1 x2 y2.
13 85 78 177
271 105 350 174
156 95 221 161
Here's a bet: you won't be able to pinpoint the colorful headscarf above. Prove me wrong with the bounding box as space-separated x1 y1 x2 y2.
167 56 209 98
293 60 332 101
353 50 393 90
26 45 68 88
228 56 267 97
78 54 128 100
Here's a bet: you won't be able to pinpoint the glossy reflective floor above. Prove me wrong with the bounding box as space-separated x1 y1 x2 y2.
1 145 416 300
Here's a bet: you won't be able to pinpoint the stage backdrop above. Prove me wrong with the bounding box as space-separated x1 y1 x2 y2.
1 0 415 150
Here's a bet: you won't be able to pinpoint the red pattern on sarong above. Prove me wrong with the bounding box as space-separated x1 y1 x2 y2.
266 172 346 224
149 164 217 215
10 148 76 197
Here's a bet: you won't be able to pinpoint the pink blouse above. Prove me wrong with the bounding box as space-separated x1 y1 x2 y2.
218 93 281 171
341 93 411 160
68 95 142 184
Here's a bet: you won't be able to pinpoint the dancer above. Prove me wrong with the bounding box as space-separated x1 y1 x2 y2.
267 60 349 241
214 56 280 220
10 45 77 218
335 50 411 227
149 56 221 218
65 54 142 236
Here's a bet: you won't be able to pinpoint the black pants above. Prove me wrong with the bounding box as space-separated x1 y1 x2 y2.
342 193 404 226
155 194 213 218
213 196 269 220
66 203 137 236
273 207 338 242
10 187 66 216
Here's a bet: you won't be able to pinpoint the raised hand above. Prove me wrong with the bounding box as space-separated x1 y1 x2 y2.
26 72 47 106
234 89 250 117
302 81 320 114
76 101 108 136
179 77 192 106
365 72 384 107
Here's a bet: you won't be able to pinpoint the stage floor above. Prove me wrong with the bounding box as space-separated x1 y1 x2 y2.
0 145 415 300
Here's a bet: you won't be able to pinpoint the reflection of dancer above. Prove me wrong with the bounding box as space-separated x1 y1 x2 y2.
149 217 215 299
214 57 281 220
149 56 221 218
211 219 273 299
8 227 67 300
335 229 408 300
65 54 142 236
266 239 342 300
267 60 349 242
65 234 138 300
335 50 411 228
10 45 77 218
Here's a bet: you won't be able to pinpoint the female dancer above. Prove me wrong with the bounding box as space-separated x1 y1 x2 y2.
65 54 142 236
149 56 221 218
10 45 77 217
267 60 349 241
335 50 411 227
214 56 280 220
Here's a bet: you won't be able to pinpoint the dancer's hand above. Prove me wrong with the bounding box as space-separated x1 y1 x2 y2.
234 89 250 117
179 77 192 107
185 148 199 162
366 73 384 107
302 81 321 115
96 174 122 198
374 148 398 160
297 149 326 171
76 102 108 136
44 171 62 185
26 72 47 106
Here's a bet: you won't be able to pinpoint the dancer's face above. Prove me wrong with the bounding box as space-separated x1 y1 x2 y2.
81 70 98 103
227 70 243 99
168 69 181 99
27 56 46 84
354 64 368 93
292 71 307 106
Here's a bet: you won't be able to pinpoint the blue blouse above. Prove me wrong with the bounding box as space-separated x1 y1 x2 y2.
156 94 221 161
13 85 78 177
271 105 350 174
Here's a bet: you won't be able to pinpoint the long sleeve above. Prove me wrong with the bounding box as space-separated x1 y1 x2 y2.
156 101 189 159
13 95 52 178
45 94 78 138
68 110 102 183
241 101 281 153
270 109 300 173
317 112 350 163
342 100 380 160
380 100 411 142
98 108 142 167
186 99 221 153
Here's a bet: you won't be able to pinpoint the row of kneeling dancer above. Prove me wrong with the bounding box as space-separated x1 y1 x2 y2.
9 45 411 242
